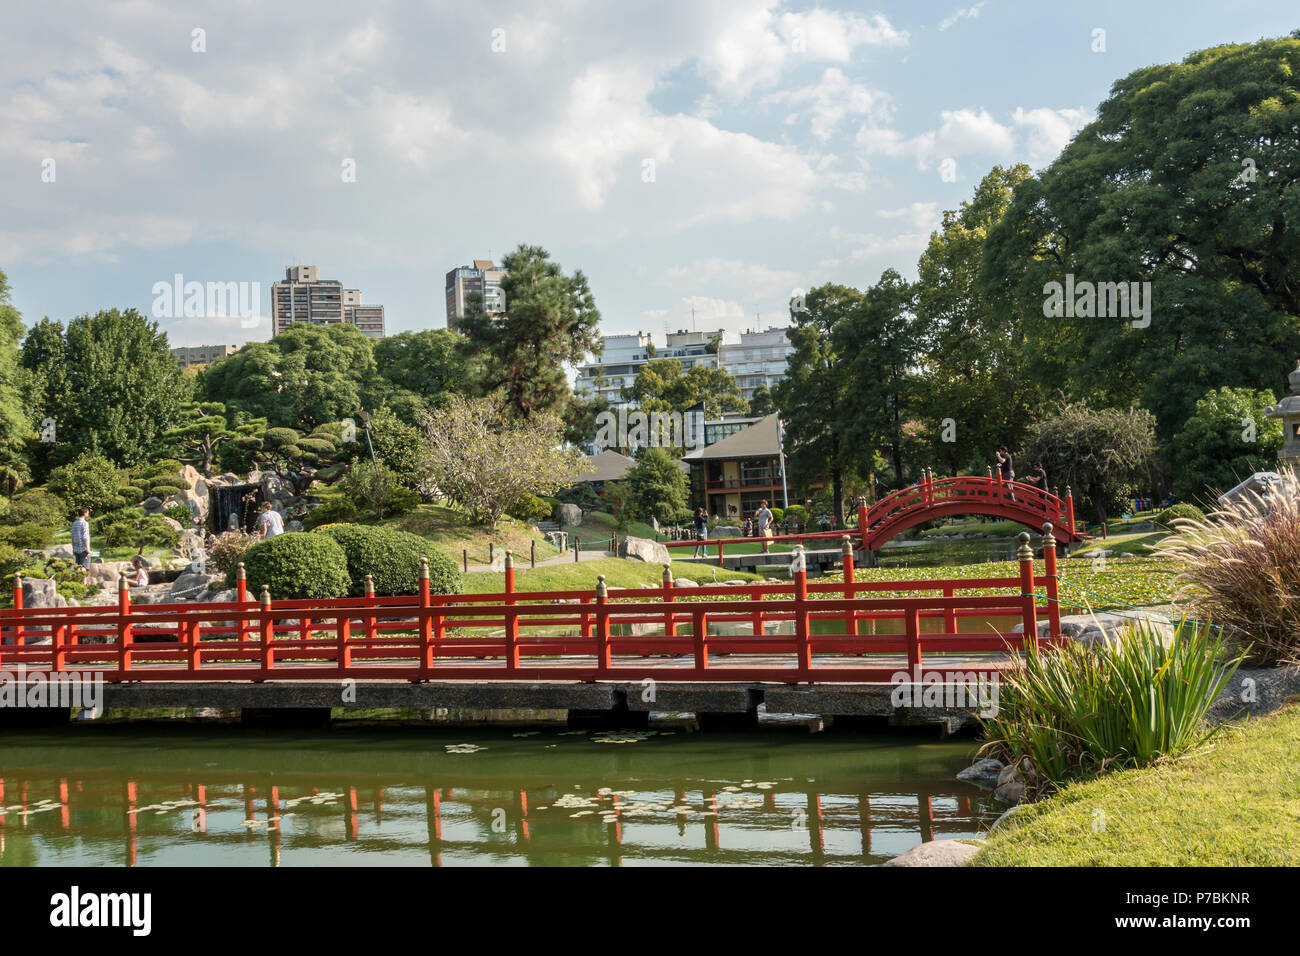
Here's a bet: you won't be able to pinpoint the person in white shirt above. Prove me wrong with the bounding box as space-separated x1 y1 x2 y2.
70 508 92 570
130 556 149 587
755 500 775 554
256 501 286 538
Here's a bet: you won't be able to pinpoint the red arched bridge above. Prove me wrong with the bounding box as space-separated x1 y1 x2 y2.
665 472 1086 564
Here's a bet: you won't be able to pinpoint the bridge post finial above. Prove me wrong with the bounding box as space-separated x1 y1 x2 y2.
986 465 993 480
841 535 853 556
662 563 673 585
1016 531 1033 560
595 574 607 600
260 584 272 607
364 573 375 597
419 556 430 580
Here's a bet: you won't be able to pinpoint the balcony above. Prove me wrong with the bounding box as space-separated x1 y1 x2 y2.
706 475 777 491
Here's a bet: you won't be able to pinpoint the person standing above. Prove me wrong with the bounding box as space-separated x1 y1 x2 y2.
755 500 774 553
1028 462 1048 492
70 507 91 571
692 507 709 558
256 501 285 539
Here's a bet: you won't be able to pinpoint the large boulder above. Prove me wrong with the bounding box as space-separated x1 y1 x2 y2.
177 529 205 560
618 536 671 565
713 525 742 538
883 839 980 867
168 572 225 603
141 496 164 513
86 561 131 588
557 503 583 527
159 516 184 532
261 472 294 501
21 577 67 609
956 757 1005 790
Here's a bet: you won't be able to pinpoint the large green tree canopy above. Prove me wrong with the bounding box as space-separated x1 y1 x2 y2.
982 34 1300 443
371 329 468 423
459 244 601 418
622 358 748 423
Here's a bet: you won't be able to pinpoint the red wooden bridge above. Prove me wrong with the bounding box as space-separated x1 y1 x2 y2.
664 472 1086 565
0 524 1066 689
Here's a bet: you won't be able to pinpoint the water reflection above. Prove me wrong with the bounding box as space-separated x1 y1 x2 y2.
0 727 997 866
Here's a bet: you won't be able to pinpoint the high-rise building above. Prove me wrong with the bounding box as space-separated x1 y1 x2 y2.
271 265 386 338
717 327 794 402
445 259 506 332
574 329 730 408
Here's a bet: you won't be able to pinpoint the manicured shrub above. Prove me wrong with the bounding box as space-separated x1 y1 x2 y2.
9 488 67 527
137 459 184 481
388 486 420 517
164 504 195 525
149 483 185 500
1156 503 1206 527
208 530 257 574
0 523 55 549
508 492 552 522
94 510 180 549
316 523 461 596
117 485 144 502
225 532 350 600
980 620 1240 795
301 497 358 530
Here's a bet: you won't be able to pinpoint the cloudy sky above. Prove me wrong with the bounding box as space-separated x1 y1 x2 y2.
1 0 1295 348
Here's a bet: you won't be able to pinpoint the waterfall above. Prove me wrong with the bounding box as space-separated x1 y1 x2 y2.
210 483 261 533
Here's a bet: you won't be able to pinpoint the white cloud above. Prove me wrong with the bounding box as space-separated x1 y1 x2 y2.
939 3 986 31
877 201 940 232
1012 106 1094 164
766 67 889 141
856 105 1088 171
663 258 806 297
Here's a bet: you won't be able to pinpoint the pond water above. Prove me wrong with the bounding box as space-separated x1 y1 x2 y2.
0 726 996 867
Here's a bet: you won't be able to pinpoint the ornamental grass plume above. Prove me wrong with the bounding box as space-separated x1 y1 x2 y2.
1155 471 1300 666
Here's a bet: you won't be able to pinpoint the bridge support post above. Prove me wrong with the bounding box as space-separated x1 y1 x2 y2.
418 558 433 677
236 562 249 643
792 547 812 677
1065 486 1076 535
841 537 856 637
117 572 133 674
504 551 518 672
662 565 676 638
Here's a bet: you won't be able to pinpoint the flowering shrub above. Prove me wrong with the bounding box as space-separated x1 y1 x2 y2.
209 530 257 574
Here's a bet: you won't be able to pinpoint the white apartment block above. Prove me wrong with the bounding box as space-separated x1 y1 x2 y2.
271 265 386 338
717 327 794 402
574 328 729 407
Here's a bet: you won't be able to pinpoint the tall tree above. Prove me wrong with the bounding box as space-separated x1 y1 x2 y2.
623 359 748 423
163 401 260 477
459 244 601 417
773 285 861 524
914 165 1038 473
371 329 469 425
982 33 1300 444
837 270 919 487
625 446 691 525
25 308 188 467
1171 386 1283 502
202 323 378 429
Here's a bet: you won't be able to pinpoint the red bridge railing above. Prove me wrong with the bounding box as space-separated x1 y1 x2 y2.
665 472 1084 562
0 527 1065 685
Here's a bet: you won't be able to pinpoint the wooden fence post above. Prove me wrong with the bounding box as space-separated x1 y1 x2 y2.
117 572 133 674
1017 532 1038 649
504 551 518 671
1065 486 1076 534
594 575 610 675
662 564 676 638
260 585 275 671
792 546 812 677
236 562 249 642
11 572 22 648
1042 523 1061 641
364 574 377 649
418 557 433 677
841 536 856 638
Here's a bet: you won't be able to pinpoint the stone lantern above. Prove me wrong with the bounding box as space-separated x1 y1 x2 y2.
1264 360 1300 470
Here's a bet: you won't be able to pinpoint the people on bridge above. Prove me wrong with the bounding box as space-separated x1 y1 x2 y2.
692 507 709 558
996 447 1015 501
755 500 774 553
1026 462 1048 492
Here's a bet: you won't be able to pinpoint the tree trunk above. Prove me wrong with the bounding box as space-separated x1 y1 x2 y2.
832 469 844 526
1088 482 1107 525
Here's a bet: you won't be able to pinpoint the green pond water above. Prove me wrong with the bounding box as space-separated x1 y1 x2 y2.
0 725 995 866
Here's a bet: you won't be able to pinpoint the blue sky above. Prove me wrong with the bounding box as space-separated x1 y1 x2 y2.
1 0 1295 347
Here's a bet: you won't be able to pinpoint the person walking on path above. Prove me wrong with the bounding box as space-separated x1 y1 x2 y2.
70 507 91 572
256 501 285 539
692 507 709 558
755 500 775 553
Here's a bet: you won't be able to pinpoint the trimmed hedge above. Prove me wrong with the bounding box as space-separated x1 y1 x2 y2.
1156 503 1207 527
225 532 351 600
0 523 54 549
316 523 461 597
302 497 358 530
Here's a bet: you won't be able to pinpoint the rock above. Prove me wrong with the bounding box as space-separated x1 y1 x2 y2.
883 839 980 867
1207 664 1300 723
86 562 131 587
21 577 66 608
988 804 1032 834
261 472 294 501
713 525 742 538
994 765 1025 805
1013 610 1173 649
557 503 583 527
159 516 184 532
200 588 237 603
674 578 698 587
142 496 163 512
168 572 224 603
25 545 73 560
129 584 175 605
618 536 671 564
956 757 1005 790
177 529 205 559
286 520 303 533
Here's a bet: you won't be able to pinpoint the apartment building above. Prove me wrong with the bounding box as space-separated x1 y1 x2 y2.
271 265 386 338
172 344 237 368
717 327 794 403
445 259 506 332
574 328 728 408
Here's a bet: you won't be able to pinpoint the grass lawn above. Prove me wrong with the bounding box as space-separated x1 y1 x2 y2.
1072 531 1166 557
388 504 561 564
563 511 809 556
854 556 1181 610
464 557 763 594
972 704 1300 866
